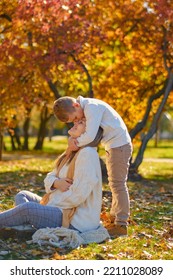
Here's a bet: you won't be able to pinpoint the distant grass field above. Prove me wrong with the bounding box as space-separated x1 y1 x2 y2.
3 136 173 157
3 135 68 154
3 136 173 183
133 139 173 159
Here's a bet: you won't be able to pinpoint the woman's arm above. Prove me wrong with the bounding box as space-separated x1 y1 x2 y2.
44 170 72 193
44 169 58 193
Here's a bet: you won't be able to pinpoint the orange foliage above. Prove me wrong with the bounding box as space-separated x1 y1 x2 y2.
0 0 173 137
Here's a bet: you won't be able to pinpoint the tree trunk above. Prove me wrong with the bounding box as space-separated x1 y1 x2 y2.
7 129 16 150
34 105 52 150
8 126 22 150
154 127 160 148
47 80 61 99
10 134 16 150
131 72 173 171
70 53 93 98
0 133 3 161
14 126 22 149
22 115 31 150
129 79 168 140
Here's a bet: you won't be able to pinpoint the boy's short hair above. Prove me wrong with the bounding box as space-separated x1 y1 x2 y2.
53 96 76 122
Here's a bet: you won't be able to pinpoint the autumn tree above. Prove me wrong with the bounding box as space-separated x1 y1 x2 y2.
125 0 173 171
78 0 173 173
0 0 101 154
1 0 173 173
0 0 92 154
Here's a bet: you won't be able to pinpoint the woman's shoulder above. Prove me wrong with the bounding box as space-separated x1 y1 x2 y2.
78 146 98 157
75 147 100 171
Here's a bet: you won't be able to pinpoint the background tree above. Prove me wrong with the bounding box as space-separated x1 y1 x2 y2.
0 0 173 173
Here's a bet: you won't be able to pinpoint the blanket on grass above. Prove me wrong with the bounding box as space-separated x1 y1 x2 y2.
28 225 110 248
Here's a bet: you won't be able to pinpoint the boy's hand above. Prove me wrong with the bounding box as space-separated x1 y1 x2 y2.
53 178 73 192
68 137 79 151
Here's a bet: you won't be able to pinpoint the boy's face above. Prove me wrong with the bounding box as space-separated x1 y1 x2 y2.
67 103 84 123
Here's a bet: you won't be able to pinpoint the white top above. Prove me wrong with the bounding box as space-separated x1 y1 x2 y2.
44 147 102 232
76 96 131 150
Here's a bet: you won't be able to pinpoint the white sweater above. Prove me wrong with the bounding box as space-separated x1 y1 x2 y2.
44 147 102 232
76 96 131 150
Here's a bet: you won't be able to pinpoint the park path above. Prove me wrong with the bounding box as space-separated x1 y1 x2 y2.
143 158 173 163
1 153 56 161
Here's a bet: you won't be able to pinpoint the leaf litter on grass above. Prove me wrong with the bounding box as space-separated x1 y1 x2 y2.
0 158 173 260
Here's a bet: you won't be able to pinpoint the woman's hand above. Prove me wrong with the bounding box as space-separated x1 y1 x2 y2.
68 137 79 151
53 178 73 192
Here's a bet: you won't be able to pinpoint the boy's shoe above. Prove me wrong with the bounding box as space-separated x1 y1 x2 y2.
101 212 128 238
106 224 127 238
0 225 36 240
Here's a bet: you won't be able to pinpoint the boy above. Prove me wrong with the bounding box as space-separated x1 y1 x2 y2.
53 95 133 237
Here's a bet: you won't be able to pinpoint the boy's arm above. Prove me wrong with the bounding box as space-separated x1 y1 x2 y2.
77 104 104 147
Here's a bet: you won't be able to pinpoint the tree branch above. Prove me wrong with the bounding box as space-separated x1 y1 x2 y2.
162 26 171 73
47 80 61 99
131 72 173 171
130 79 168 139
70 53 93 98
0 14 12 22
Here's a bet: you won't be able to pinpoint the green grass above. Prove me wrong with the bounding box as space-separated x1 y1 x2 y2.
3 135 68 154
3 136 173 159
4 136 173 155
0 137 172 260
133 139 173 159
139 162 173 182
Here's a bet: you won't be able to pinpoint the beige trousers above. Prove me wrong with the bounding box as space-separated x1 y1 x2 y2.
106 143 133 226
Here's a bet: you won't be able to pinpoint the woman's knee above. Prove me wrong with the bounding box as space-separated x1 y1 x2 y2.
15 190 27 205
17 202 36 215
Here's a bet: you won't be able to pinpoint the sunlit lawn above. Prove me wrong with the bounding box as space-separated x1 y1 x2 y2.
139 161 173 183
133 139 173 159
3 136 173 160
0 137 172 260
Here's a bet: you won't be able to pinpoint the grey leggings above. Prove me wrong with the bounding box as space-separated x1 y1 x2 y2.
0 190 63 229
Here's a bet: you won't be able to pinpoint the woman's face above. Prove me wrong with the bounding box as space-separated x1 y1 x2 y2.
68 119 86 138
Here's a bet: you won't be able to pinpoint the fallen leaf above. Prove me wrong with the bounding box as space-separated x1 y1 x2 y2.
142 250 152 259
